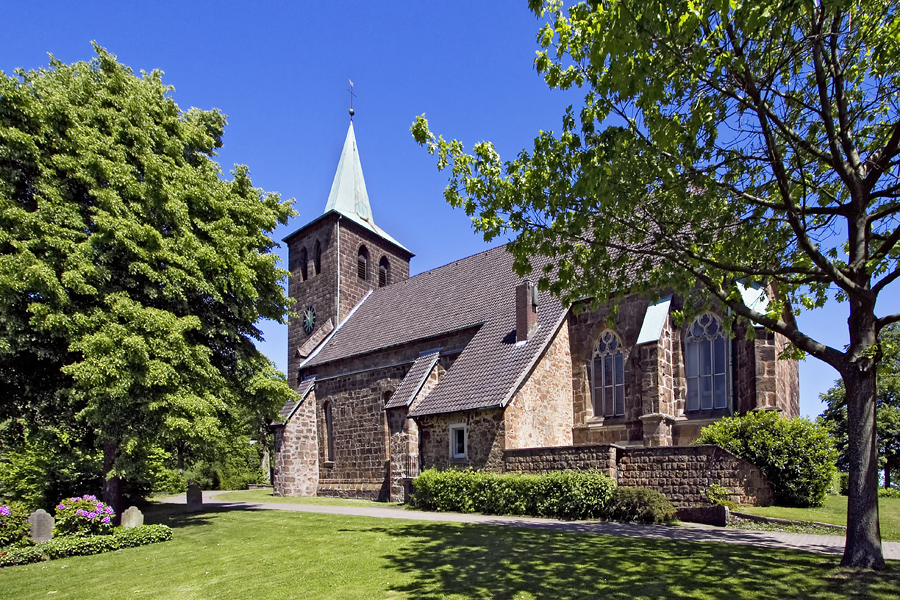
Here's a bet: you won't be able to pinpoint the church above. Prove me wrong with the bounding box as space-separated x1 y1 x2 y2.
271 121 799 504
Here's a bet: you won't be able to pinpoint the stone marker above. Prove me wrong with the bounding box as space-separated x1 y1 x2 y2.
120 505 144 528
186 483 203 512
28 508 54 543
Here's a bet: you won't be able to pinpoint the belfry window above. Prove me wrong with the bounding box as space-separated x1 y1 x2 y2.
357 246 369 281
298 247 308 281
314 240 322 275
591 331 625 417
378 257 390 287
685 313 729 411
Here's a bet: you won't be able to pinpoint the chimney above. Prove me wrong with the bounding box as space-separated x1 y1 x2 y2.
516 280 538 342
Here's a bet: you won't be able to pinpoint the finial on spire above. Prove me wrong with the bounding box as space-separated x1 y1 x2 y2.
348 79 356 120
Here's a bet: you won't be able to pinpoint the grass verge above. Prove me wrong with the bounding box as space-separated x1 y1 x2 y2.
0 503 897 599
735 495 899 541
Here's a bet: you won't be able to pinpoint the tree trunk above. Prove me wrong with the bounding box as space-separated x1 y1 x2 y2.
102 441 124 522
841 366 884 568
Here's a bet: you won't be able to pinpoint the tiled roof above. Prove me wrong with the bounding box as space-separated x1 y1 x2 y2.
384 351 440 409
275 377 316 423
305 244 569 417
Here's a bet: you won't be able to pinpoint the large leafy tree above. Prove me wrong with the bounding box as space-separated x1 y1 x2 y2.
413 0 900 568
0 46 296 512
821 324 900 489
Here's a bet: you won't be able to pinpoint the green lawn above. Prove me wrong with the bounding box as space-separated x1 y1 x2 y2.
0 503 897 599
215 489 403 508
736 495 900 541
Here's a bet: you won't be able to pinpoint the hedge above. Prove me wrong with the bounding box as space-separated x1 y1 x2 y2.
696 410 837 507
410 468 677 524
0 524 173 568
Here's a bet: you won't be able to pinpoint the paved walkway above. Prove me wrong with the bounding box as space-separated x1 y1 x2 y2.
160 491 899 561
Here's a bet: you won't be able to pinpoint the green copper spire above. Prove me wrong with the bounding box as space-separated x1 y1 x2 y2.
323 121 409 252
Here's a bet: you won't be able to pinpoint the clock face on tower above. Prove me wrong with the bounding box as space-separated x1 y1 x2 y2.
302 305 316 335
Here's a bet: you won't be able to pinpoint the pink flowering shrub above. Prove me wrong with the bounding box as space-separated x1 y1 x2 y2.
53 495 115 537
0 502 32 548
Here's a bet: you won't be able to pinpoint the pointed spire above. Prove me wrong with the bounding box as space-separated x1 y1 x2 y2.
324 122 374 224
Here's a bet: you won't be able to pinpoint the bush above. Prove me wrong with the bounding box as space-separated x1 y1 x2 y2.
839 472 850 495
0 524 173 568
0 502 32 548
696 411 837 507
879 487 900 499
705 483 738 511
53 495 115 537
411 469 618 520
606 487 678 524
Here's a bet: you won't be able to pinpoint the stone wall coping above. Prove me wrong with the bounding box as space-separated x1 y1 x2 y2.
638 412 676 423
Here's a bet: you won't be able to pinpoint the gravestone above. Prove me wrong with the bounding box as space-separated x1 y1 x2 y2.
28 509 54 543
186 483 203 512
120 505 144 528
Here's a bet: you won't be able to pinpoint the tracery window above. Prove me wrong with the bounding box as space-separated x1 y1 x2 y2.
591 330 625 417
685 313 729 411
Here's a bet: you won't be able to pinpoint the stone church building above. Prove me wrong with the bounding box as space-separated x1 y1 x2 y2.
272 122 799 504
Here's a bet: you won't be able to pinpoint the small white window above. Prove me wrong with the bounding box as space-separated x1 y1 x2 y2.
685 313 729 411
449 424 467 460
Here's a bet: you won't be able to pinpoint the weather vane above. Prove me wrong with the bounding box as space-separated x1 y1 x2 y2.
348 79 356 120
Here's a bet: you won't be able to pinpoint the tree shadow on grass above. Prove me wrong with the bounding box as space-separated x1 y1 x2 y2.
361 522 899 600
142 501 266 529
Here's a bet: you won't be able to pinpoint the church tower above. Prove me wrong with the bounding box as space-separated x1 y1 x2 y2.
284 121 414 388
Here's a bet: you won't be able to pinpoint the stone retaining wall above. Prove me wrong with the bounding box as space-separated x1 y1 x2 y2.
503 443 773 506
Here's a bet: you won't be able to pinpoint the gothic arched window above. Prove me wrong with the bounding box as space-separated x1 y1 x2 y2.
591 330 625 417
357 245 369 281
685 313 729 411
378 256 390 287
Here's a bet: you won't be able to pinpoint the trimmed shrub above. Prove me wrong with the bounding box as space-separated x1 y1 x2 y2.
411 469 617 520
879 488 900 499
0 524 173 568
696 411 837 507
0 502 32 548
606 487 678 524
53 495 115 537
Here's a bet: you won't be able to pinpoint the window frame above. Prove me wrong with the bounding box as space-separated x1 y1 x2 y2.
684 313 730 412
591 330 626 418
323 401 335 462
448 423 467 460
357 245 369 281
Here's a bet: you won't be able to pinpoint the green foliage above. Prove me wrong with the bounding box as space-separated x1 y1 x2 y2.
706 483 738 510
606 487 678 524
0 433 102 510
0 501 32 548
839 473 850 496
879 488 900 499
53 495 115 537
697 411 837 507
0 524 172 568
0 45 297 506
411 468 619 521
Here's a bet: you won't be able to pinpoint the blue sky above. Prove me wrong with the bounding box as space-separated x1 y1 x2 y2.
3 1 894 418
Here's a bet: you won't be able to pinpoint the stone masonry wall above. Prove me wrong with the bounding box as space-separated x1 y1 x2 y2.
418 408 506 472
774 330 800 417
273 390 319 497
503 443 773 506
617 445 773 505
505 320 574 450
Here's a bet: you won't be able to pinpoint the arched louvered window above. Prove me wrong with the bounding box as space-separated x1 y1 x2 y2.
591 331 625 417
685 313 729 411
378 256 390 287
314 240 322 275
298 247 308 281
357 245 369 281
